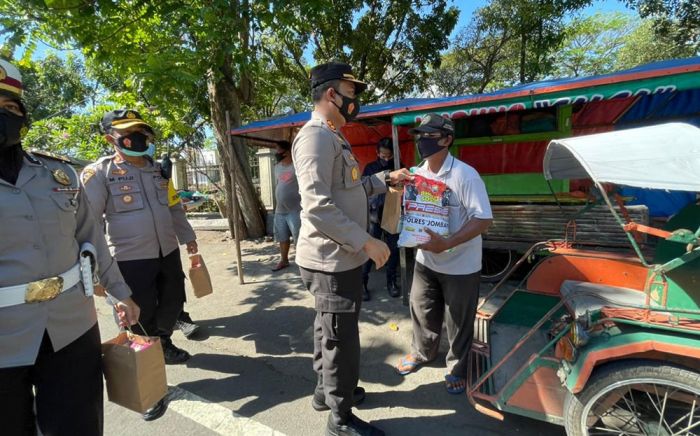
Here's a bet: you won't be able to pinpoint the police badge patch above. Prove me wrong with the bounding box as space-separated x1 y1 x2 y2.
81 168 96 184
52 169 72 186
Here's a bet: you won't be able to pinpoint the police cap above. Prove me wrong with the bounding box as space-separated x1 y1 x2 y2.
0 59 26 114
101 109 154 134
309 62 367 94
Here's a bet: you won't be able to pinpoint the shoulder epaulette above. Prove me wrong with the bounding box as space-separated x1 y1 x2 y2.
95 154 116 164
28 149 73 164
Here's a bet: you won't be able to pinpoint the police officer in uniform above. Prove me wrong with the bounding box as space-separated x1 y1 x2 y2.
294 62 411 436
0 59 140 436
81 109 198 419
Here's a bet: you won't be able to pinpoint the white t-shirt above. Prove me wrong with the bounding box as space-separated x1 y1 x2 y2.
414 154 493 275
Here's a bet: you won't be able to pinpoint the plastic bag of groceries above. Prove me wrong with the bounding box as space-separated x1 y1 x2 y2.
397 174 451 247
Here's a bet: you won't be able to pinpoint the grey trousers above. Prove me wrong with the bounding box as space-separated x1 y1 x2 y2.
409 262 480 378
300 266 362 424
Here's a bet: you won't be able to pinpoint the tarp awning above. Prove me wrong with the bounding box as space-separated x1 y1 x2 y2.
231 56 700 136
543 123 700 192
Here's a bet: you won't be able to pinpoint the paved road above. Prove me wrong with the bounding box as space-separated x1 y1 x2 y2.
99 231 566 436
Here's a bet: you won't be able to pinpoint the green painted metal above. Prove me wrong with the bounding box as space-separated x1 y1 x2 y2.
454 131 564 146
492 291 560 327
657 248 700 274
564 327 700 392
603 317 700 337
393 72 700 125
482 173 570 196
452 105 573 147
651 204 700 311
596 182 649 266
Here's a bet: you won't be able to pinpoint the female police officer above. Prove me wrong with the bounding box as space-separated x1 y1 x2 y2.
0 59 139 436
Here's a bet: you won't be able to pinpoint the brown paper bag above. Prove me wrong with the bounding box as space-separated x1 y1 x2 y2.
102 332 167 413
189 254 213 298
381 187 403 234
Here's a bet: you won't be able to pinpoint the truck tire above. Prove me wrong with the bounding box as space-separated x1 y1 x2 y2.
563 360 700 436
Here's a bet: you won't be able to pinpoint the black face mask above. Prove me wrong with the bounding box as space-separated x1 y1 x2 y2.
275 151 287 163
0 108 28 149
379 158 391 168
115 131 150 154
332 89 360 122
417 137 446 160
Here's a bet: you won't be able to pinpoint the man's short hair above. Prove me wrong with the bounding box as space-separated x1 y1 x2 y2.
311 79 341 103
278 140 292 151
377 137 393 152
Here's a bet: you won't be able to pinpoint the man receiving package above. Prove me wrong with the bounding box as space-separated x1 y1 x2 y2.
396 113 493 395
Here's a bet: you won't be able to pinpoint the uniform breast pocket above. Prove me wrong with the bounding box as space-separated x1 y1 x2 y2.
50 192 78 236
341 150 362 189
108 183 144 213
155 182 170 206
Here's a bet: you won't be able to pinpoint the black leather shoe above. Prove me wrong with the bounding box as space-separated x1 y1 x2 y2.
174 319 201 339
313 387 366 411
162 341 191 364
142 399 167 421
387 282 400 298
326 412 384 436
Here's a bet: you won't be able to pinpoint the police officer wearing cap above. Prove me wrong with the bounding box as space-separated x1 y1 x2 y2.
0 59 140 436
80 109 198 420
293 61 412 436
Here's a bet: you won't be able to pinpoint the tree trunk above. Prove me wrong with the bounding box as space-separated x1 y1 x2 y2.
519 32 527 84
207 72 267 239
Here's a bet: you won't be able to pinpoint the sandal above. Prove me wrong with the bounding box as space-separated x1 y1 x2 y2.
444 374 466 395
396 354 422 376
271 262 289 272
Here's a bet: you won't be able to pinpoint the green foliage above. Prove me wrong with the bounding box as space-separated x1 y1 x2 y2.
429 0 594 96
616 18 698 68
554 13 637 77
13 53 94 121
553 12 696 77
273 0 459 102
626 0 700 51
23 112 109 160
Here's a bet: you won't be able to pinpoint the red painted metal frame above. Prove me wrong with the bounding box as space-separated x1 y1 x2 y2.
571 341 700 393
624 222 674 239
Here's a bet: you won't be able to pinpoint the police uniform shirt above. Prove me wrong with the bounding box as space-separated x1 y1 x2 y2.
0 152 131 368
293 111 387 272
81 155 196 262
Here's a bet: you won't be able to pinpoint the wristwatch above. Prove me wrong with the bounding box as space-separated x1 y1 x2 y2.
384 170 392 185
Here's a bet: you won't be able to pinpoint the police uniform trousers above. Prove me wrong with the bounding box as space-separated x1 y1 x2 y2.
300 266 363 424
117 248 186 342
409 262 480 378
0 323 103 436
